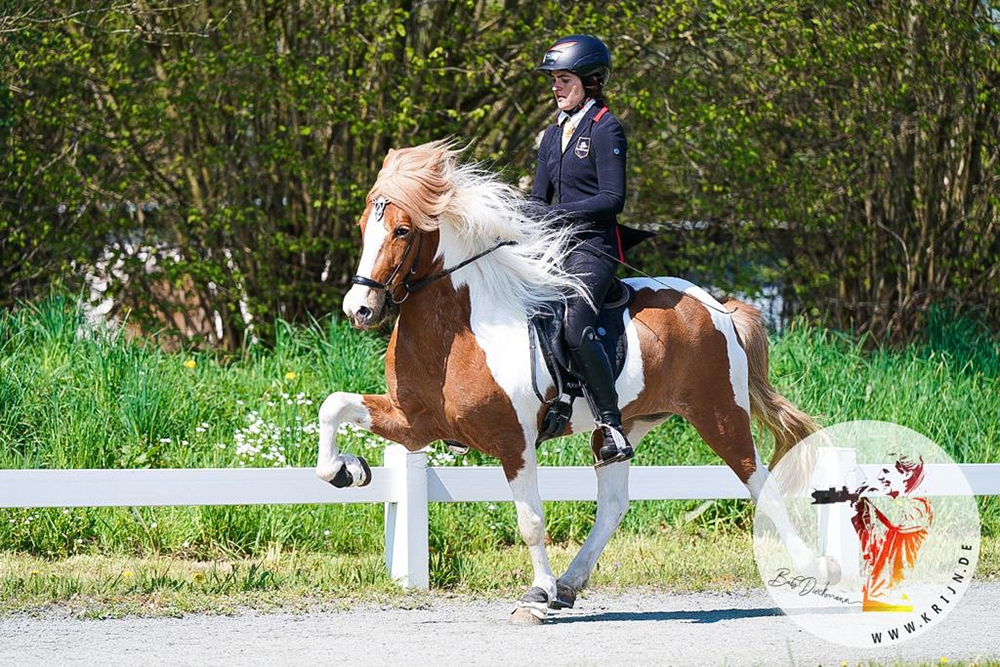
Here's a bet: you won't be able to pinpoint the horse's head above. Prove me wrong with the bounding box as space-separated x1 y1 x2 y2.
342 196 422 329
344 143 458 329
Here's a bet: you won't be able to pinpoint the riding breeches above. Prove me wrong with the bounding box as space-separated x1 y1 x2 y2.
562 246 617 349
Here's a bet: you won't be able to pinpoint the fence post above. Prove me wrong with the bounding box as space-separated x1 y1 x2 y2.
383 445 429 589
814 446 861 584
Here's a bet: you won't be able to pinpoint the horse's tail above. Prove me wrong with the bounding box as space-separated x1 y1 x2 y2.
726 299 819 492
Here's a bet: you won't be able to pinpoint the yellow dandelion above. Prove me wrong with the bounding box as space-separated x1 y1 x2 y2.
122 570 133 578
30 569 40 576
183 359 197 369
940 659 949 665
284 371 297 380
193 572 205 583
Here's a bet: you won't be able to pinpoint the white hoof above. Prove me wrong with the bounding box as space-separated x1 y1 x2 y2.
510 606 544 625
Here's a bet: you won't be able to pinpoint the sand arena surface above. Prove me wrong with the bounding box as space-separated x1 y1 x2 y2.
2 584 998 666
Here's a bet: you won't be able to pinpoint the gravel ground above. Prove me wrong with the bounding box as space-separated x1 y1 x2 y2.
1 584 998 666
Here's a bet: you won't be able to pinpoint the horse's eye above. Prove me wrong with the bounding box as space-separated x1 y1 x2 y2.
394 227 410 238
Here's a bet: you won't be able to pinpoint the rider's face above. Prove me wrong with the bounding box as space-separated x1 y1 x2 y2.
551 71 584 111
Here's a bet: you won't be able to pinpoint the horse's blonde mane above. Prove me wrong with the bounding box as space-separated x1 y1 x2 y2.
368 139 589 314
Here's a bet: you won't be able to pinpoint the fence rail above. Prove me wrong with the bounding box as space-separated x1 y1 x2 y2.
2 445 998 589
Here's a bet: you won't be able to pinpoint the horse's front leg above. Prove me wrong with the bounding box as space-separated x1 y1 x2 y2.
505 444 558 625
315 391 416 488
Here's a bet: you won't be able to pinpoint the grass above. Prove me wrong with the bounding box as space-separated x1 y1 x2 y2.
0 295 997 602
3 532 994 618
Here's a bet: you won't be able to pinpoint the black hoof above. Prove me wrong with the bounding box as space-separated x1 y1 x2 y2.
357 456 372 487
330 465 354 488
548 582 577 609
329 457 373 489
518 586 549 605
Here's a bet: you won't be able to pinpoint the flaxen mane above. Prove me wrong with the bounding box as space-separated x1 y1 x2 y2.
367 139 589 315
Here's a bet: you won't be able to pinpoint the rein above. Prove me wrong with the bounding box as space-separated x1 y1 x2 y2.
352 236 516 305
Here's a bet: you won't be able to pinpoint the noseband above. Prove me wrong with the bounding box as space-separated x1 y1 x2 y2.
351 198 516 305
351 218 424 304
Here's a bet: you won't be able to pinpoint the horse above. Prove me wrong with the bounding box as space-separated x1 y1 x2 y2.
316 140 838 623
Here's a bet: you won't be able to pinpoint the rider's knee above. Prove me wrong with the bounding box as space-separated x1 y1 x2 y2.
565 322 597 351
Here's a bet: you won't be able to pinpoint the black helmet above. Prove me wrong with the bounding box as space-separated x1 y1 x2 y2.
536 34 611 87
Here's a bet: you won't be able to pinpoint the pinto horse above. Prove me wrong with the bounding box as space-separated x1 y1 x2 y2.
316 140 837 623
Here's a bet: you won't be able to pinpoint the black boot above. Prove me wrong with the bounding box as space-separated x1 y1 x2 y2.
569 327 634 466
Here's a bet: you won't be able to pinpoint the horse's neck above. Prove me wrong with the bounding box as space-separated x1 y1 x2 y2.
391 277 473 362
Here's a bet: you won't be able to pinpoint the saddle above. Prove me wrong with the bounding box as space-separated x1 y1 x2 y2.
441 279 634 457
528 279 634 445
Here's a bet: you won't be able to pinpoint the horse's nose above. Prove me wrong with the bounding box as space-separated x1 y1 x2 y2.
352 305 375 329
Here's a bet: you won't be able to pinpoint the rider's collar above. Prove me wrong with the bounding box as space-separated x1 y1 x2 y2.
558 97 595 127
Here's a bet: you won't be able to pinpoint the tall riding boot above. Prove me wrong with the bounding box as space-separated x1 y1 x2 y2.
569 326 634 466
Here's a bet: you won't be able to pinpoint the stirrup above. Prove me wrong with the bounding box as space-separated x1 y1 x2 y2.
591 424 634 468
444 440 470 455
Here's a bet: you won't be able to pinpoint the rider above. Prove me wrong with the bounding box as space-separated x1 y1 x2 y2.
530 34 641 466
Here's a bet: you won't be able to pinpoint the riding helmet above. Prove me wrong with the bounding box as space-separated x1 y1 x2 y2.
536 34 611 87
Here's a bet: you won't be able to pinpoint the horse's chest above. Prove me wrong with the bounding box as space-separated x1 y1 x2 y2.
387 320 531 428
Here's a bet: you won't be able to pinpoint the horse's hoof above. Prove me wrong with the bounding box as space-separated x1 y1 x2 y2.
509 606 544 626
511 586 549 624
330 465 354 488
548 582 577 610
357 456 372 487
328 455 372 489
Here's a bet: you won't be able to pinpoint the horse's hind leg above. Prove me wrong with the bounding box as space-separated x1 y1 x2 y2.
554 420 656 608
685 405 834 582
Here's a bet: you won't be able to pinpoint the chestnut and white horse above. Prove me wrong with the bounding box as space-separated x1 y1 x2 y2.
316 140 835 623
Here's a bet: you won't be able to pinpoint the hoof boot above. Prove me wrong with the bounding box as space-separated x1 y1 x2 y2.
548 582 577 610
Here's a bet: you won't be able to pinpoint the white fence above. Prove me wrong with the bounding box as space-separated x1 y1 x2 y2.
2 445 998 589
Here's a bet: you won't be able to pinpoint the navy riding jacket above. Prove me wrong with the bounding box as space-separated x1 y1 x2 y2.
529 102 628 261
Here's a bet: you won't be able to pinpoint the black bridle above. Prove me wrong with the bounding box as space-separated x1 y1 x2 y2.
350 198 516 305
350 221 424 305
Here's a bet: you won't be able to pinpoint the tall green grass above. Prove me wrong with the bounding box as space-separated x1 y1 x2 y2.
0 296 997 563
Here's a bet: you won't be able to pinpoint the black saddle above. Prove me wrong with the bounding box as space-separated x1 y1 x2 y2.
528 279 634 444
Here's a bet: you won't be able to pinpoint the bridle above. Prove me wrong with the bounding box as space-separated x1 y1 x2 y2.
350 197 515 305
350 198 423 304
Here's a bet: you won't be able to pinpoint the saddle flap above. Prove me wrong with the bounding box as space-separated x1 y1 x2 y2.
528 280 634 396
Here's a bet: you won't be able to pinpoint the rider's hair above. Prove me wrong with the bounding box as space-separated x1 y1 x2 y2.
582 74 606 105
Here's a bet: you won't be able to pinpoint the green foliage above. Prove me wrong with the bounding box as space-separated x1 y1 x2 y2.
0 295 996 562
2 1 997 346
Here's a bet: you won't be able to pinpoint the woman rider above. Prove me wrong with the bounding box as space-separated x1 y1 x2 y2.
531 35 646 467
